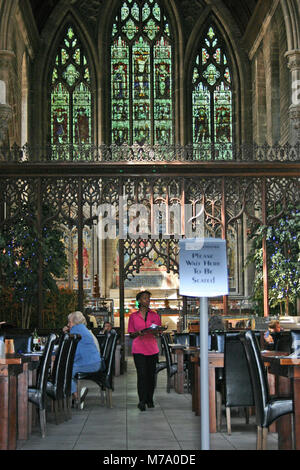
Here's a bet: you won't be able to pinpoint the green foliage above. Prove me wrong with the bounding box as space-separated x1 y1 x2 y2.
0 201 68 326
247 206 300 315
43 287 78 328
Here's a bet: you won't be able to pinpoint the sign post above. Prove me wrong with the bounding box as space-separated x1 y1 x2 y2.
179 238 228 450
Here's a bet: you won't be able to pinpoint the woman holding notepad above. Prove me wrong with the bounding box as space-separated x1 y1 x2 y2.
128 290 162 411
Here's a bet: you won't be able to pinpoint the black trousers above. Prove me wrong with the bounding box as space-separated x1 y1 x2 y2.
133 353 158 404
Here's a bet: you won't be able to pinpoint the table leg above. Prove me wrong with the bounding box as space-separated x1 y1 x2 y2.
293 370 300 450
276 375 293 450
0 367 17 450
267 370 276 433
208 365 217 433
17 363 29 441
175 350 184 394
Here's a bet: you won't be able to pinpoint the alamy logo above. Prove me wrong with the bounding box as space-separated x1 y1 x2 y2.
97 196 204 240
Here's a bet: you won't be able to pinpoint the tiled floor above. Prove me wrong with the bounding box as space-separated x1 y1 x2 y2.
17 356 278 451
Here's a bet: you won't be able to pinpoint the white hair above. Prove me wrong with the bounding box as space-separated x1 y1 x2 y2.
68 311 87 326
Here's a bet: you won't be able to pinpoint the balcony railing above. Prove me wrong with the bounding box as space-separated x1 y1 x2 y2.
1 141 300 163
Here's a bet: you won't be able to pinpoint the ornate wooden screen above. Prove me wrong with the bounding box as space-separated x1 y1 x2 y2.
0 173 299 339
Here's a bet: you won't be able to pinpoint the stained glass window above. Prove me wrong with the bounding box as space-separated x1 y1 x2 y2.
50 26 92 159
192 25 233 159
111 0 173 148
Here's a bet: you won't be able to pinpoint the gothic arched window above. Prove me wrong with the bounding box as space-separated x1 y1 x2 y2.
49 25 92 159
192 24 233 159
111 0 173 147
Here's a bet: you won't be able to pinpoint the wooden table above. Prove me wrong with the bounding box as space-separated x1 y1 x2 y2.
170 345 224 433
190 351 224 433
170 344 192 394
262 352 300 450
0 353 39 450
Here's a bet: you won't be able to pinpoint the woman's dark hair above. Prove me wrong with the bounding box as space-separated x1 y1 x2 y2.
136 290 151 303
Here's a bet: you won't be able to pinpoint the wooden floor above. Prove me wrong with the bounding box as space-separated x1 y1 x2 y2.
16 356 279 451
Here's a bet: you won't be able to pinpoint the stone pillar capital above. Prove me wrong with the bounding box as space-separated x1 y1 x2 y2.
285 49 300 71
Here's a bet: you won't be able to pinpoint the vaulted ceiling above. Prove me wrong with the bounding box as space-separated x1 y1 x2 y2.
29 0 259 35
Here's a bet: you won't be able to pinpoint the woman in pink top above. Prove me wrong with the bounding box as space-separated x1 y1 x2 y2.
128 290 161 411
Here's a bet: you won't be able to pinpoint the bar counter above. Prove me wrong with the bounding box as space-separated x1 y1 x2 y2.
0 353 39 450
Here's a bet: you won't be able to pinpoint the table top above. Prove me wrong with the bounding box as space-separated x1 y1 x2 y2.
0 353 41 365
262 351 300 366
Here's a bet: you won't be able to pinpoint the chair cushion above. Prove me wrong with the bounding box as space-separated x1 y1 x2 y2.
265 397 293 427
156 361 167 373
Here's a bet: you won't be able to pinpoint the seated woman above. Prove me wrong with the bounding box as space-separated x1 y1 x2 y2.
63 311 102 407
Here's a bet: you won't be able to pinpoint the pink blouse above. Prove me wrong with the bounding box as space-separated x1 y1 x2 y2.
127 309 161 355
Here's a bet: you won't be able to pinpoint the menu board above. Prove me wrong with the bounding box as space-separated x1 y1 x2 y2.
179 238 228 297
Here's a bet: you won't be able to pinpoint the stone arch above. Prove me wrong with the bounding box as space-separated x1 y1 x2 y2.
30 6 99 147
280 0 300 51
185 8 251 146
97 0 184 145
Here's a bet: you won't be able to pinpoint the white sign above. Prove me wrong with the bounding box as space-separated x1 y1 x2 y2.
179 238 228 297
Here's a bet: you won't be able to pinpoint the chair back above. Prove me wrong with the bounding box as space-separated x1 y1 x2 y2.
49 333 72 399
173 333 190 347
12 335 33 353
64 333 81 398
224 332 254 407
36 333 57 408
161 333 173 373
239 330 270 425
4 334 32 353
190 333 211 349
275 331 291 352
103 332 118 388
215 332 225 352
290 330 300 355
96 333 107 355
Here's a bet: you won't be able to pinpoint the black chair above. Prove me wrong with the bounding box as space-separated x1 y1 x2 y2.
290 330 300 354
76 331 118 408
154 336 167 387
46 333 72 424
160 333 187 393
190 333 212 349
28 333 57 438
216 332 254 434
273 332 291 352
5 334 33 353
63 333 81 419
96 333 107 355
239 330 293 450
173 333 190 346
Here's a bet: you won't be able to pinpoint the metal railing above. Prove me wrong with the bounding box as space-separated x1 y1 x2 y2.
0 141 300 163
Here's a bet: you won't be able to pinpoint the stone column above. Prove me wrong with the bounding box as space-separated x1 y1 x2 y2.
285 49 300 142
0 103 12 142
0 50 15 146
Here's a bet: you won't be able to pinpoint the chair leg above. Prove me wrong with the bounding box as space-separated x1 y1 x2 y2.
216 391 222 431
53 400 60 424
39 408 46 438
100 387 105 405
63 397 72 420
226 407 231 435
106 389 113 408
166 375 171 393
76 380 82 409
244 407 250 424
262 427 268 450
256 426 262 450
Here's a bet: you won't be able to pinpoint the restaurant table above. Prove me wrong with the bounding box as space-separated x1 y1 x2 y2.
170 344 224 433
0 353 39 450
262 351 300 450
